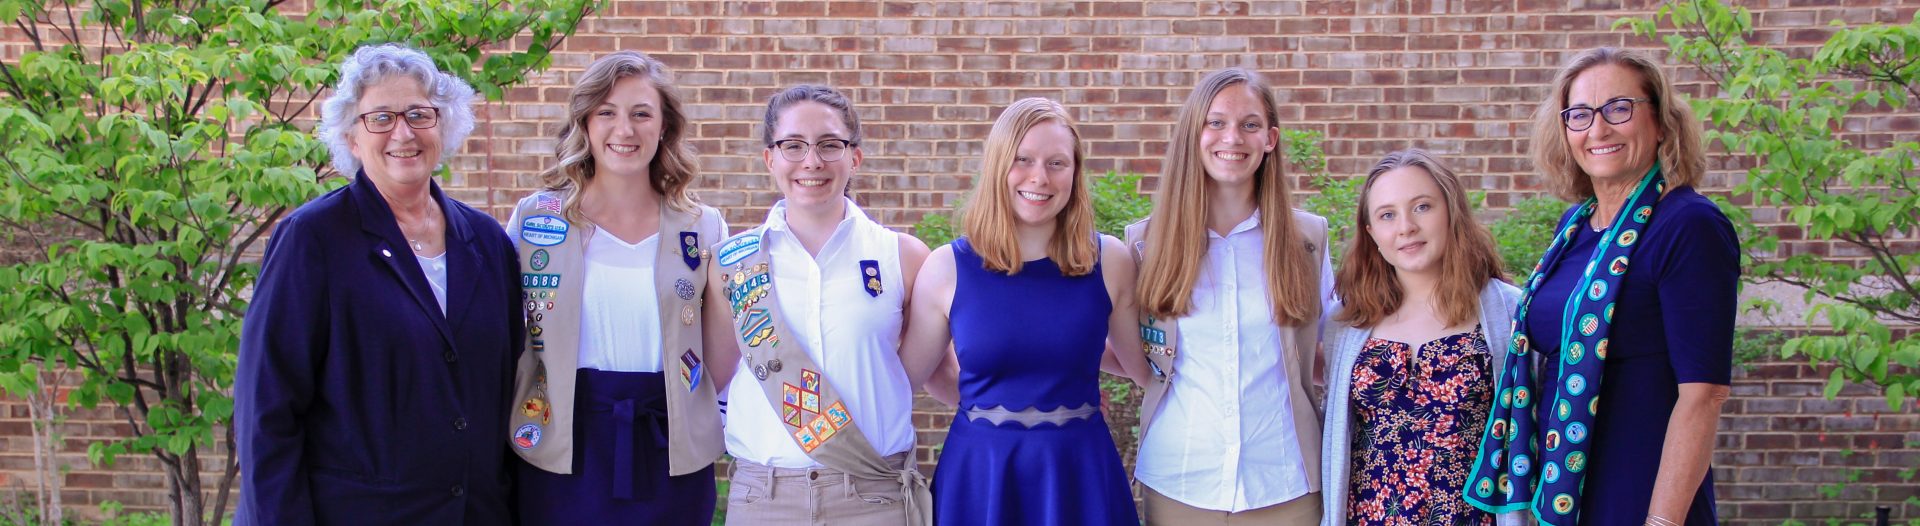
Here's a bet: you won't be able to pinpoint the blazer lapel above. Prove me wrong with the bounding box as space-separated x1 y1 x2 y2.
441 188 482 336
350 173 456 347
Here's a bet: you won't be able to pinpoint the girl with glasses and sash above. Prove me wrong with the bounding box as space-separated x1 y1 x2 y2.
505 51 729 525
707 84 935 526
1464 47 1739 526
900 97 1155 526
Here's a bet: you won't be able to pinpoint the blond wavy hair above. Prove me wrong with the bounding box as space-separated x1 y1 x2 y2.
540 51 700 220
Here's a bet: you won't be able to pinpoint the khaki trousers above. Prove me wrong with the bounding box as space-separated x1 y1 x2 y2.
1143 486 1322 526
723 453 912 526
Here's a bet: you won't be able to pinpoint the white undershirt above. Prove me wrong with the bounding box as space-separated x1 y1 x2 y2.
415 252 448 316
1135 211 1337 512
576 228 663 373
723 199 914 468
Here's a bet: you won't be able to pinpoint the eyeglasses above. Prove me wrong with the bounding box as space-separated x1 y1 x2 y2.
1560 97 1648 132
770 139 854 162
357 107 441 134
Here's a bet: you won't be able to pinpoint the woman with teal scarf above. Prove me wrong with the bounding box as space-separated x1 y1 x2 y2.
1464 47 1739 525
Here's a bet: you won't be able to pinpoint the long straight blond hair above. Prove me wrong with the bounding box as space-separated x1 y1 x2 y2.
961 97 1098 276
1334 150 1507 328
539 51 700 221
1136 68 1319 326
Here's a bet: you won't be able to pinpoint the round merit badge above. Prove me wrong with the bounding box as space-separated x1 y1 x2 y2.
513 424 542 449
676 278 696 300
529 249 550 271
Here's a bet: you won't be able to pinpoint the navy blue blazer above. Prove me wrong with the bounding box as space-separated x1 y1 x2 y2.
236 173 523 526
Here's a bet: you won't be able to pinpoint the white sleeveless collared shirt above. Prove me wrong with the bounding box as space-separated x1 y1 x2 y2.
724 199 914 467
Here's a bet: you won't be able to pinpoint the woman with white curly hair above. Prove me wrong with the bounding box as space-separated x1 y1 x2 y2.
235 43 523 526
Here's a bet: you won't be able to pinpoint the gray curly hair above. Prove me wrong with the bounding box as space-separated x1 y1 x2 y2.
316 44 477 177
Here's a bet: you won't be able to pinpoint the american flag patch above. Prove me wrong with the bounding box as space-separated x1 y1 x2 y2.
535 195 562 213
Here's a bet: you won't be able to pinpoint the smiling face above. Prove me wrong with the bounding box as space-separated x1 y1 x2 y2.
1198 83 1279 187
1004 121 1078 227
586 75 664 180
765 101 860 210
1565 63 1663 187
1364 166 1451 278
348 77 441 188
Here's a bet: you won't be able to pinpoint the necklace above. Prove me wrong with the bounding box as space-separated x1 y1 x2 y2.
408 239 426 252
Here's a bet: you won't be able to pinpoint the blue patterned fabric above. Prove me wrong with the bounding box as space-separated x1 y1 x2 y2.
1465 166 1665 524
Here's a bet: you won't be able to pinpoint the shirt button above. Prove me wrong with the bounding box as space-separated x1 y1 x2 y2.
808 471 819 481
443 351 457 363
450 485 465 497
453 418 468 431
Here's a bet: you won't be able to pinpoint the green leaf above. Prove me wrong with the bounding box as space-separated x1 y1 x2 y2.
1826 368 1846 399
1889 383 1908 411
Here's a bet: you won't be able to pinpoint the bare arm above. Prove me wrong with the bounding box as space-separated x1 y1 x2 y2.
894 232 932 356
924 349 961 407
702 251 741 394
1099 235 1152 387
900 246 958 391
1645 382 1731 521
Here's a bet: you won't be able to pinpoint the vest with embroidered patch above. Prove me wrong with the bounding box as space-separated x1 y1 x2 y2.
504 191 726 476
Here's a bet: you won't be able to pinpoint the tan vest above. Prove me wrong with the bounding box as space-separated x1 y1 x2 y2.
1124 210 1329 491
505 191 726 476
715 226 932 525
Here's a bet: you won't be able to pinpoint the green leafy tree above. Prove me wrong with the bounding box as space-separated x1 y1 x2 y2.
0 1 602 524
1619 0 1919 411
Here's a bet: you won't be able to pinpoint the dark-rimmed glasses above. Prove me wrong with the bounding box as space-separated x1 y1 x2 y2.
771 139 853 162
1560 97 1648 132
357 107 441 134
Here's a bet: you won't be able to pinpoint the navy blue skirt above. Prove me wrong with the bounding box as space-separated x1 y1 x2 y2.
516 369 715 525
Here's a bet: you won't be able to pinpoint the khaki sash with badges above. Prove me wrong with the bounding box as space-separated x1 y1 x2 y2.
1124 211 1330 490
714 227 932 526
505 191 726 476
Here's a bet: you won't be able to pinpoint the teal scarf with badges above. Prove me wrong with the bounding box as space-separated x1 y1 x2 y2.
1464 165 1664 524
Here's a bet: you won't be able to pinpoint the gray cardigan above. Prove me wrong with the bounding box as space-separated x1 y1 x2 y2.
1319 281 1532 526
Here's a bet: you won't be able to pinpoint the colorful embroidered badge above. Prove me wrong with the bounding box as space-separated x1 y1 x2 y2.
782 403 804 427
675 278 696 301
801 369 820 392
825 401 852 429
513 424 542 449
520 215 568 246
521 397 550 424
535 195 563 214
529 249 550 271
716 234 761 267
680 350 703 391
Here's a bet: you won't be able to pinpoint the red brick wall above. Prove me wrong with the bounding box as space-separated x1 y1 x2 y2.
4 0 1919 522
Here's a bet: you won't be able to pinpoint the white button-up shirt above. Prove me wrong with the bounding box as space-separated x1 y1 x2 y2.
1135 210 1336 512
724 199 915 467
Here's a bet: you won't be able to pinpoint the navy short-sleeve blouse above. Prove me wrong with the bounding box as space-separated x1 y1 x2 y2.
1524 186 1739 525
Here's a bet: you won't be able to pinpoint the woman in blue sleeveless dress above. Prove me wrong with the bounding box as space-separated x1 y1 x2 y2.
900 97 1155 525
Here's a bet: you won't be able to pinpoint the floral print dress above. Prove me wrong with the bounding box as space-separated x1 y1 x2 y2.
1347 325 1496 526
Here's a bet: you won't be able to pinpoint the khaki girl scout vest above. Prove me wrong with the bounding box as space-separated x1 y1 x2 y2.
505 191 727 476
714 226 934 525
1124 210 1330 491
